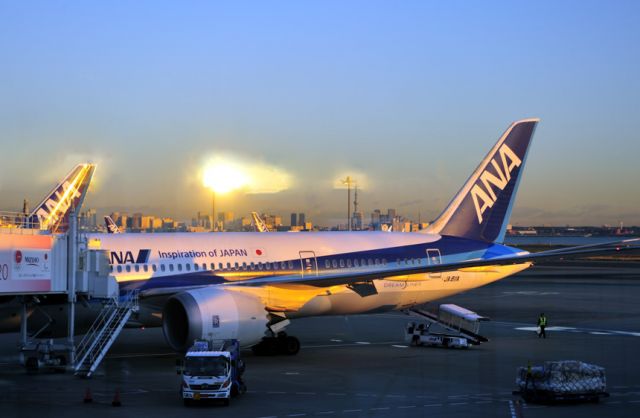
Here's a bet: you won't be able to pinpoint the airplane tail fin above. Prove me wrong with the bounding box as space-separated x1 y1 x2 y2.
29 163 96 233
105 216 120 233
424 119 539 243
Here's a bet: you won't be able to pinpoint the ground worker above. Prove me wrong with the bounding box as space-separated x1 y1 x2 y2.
537 313 547 338
524 360 534 390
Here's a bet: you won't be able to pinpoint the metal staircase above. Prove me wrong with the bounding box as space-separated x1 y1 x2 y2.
74 289 139 377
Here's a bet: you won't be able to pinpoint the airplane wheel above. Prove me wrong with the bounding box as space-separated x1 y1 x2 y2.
282 336 300 355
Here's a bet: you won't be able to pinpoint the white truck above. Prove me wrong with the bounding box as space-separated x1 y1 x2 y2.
178 339 245 406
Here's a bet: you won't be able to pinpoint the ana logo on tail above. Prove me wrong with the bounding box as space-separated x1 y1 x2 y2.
470 143 522 224
35 180 82 228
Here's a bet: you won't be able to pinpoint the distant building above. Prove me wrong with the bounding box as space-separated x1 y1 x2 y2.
290 213 297 227
298 213 305 227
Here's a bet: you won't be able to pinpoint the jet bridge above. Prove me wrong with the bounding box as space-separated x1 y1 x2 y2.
1 211 126 374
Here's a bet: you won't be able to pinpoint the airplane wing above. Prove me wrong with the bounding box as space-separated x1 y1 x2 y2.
138 238 639 298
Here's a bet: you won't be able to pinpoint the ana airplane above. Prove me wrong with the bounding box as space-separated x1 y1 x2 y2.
82 118 637 354
104 215 121 233
21 163 95 233
251 212 270 232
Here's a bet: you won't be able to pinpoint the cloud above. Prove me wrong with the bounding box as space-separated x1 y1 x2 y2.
200 153 293 194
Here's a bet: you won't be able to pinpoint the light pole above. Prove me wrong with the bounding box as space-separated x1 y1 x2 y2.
211 191 216 232
342 176 355 231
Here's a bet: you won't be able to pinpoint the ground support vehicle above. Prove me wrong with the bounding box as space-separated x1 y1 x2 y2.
178 339 246 406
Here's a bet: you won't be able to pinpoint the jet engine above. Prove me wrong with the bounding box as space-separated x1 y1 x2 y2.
162 287 269 351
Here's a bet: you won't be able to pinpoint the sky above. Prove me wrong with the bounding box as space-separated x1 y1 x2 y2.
0 1 639 226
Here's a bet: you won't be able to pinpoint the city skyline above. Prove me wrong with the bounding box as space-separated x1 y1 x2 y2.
1 2 639 226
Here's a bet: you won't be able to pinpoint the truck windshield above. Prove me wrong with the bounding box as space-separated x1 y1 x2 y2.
184 356 229 377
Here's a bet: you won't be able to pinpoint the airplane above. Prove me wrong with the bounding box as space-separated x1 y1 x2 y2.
251 212 270 232
10 163 95 232
81 118 637 354
104 215 121 233
2 120 638 356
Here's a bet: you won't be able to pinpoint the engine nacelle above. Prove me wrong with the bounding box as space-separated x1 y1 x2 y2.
162 287 269 351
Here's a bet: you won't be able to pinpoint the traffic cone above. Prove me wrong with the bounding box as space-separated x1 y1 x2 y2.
111 388 122 407
83 387 93 403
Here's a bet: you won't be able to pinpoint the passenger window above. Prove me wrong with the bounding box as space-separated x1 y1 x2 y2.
143 265 148 272
375 258 380 265
347 259 352 268
117 265 122 273
325 260 330 269
161 264 166 272
110 265 114 272
169 264 174 272
125 265 131 273
242 262 247 270
368 259 373 266
273 262 279 270
134 265 139 272
332 259 337 268
361 259 366 267
288 261 293 269
177 264 183 271
265 262 271 270
152 264 157 272
185 264 191 271
250 262 255 270
234 262 239 270
339 259 345 268
354 259 359 267
226 262 231 270
382 258 387 265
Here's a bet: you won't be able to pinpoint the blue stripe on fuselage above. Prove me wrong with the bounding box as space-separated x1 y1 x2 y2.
115 236 524 294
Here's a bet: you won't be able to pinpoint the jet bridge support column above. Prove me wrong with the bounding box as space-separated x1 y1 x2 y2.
66 209 78 366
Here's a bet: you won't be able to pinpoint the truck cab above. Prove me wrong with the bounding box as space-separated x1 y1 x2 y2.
179 339 245 406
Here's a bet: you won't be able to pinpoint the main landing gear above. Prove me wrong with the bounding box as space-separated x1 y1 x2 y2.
251 332 300 356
